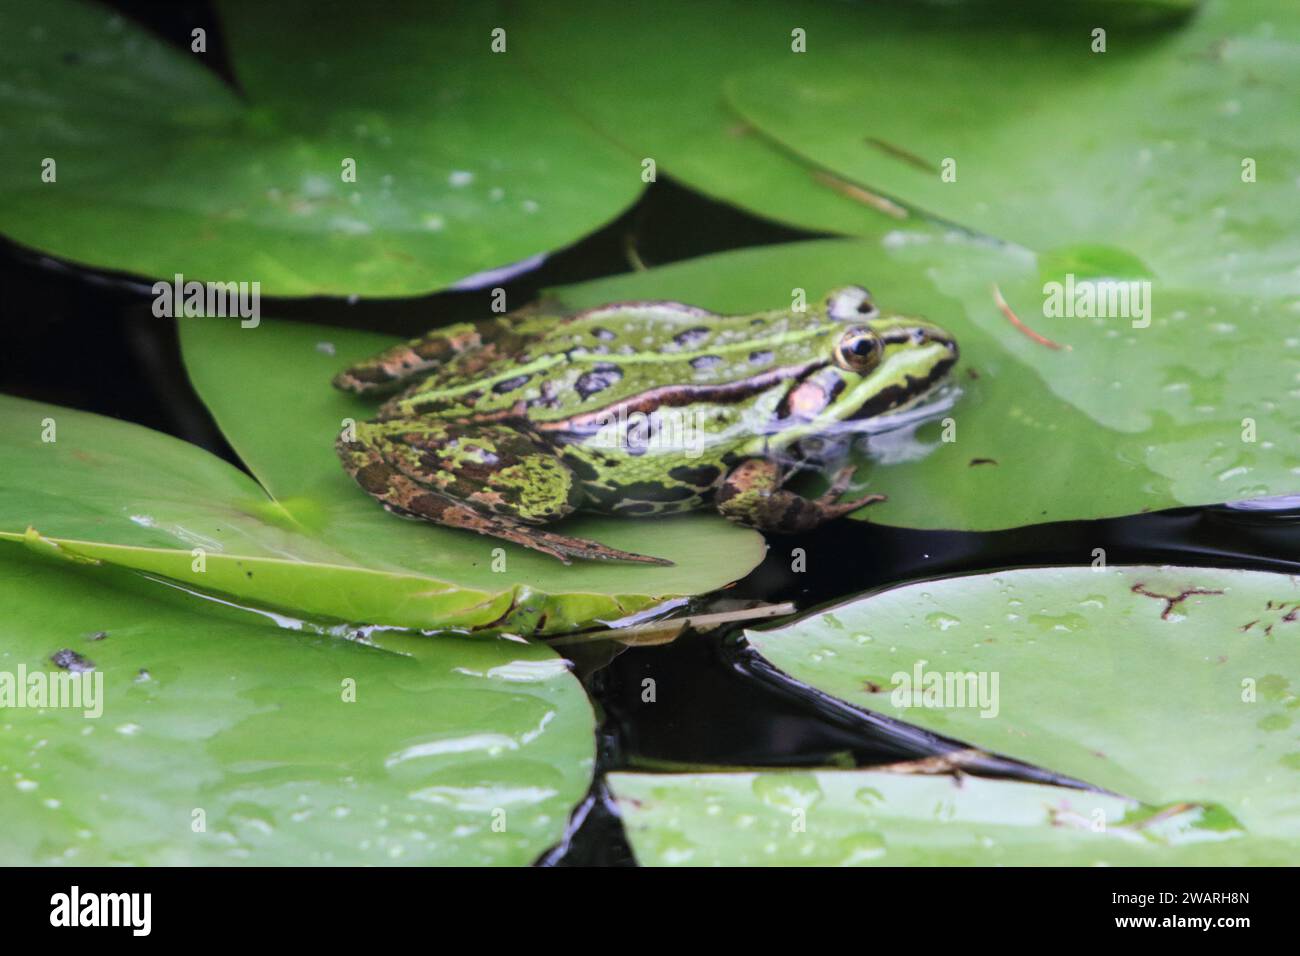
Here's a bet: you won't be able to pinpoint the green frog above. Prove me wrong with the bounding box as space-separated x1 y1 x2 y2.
333 286 958 565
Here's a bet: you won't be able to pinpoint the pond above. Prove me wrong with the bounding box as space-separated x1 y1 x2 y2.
1 0 1297 869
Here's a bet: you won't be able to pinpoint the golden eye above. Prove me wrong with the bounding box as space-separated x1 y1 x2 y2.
833 326 882 373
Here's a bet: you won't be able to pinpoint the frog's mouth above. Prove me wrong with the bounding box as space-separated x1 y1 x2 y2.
789 380 963 466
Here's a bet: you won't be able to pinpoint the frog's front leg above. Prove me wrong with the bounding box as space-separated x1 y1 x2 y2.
715 458 885 533
337 420 672 565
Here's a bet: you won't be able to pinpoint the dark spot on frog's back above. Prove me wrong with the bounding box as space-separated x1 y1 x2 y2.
749 350 774 365
591 327 617 341
668 464 721 488
492 373 532 394
611 481 696 503
690 355 723 370
575 363 623 399
674 327 710 348
565 455 599 481
409 493 451 517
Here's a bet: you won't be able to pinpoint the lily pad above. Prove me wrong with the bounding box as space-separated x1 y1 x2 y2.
0 550 595 865
518 0 1202 244
0 386 763 633
0 0 640 295
610 769 1293 866
745 566 1300 839
725 0 1299 295
551 238 1300 529
513 0 884 239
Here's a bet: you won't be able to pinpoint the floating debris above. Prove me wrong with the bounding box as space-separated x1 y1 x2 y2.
50 648 94 672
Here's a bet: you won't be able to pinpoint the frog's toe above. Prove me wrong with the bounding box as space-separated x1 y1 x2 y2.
521 528 674 566
819 466 887 514
717 457 881 533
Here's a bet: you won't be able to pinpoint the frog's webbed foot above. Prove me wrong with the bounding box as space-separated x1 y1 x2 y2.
716 458 885 533
336 424 672 566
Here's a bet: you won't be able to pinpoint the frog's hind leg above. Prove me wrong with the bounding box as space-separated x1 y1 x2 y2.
337 423 672 565
716 458 885 533
333 316 535 396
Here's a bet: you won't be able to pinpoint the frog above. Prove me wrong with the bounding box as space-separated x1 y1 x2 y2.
333 286 958 565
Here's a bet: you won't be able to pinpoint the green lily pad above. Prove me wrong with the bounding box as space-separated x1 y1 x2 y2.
518 0 1200 243
610 769 1293 866
513 0 884 239
0 0 640 295
0 386 763 633
745 566 1300 839
0 550 595 865
725 0 1299 295
551 238 1300 529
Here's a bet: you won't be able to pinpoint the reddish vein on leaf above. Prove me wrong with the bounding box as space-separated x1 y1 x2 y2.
992 283 1069 351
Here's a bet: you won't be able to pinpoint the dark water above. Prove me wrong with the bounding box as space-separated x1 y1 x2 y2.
6 1 1298 867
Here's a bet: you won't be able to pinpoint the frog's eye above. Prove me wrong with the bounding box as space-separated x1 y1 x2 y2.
834 327 883 373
